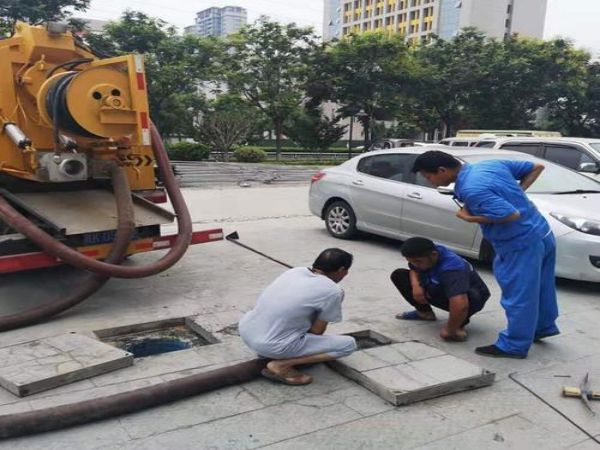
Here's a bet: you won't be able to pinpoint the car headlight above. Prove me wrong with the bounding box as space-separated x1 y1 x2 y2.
550 213 600 236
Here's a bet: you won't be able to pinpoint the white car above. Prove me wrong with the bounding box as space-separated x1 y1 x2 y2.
309 146 600 282
474 137 600 181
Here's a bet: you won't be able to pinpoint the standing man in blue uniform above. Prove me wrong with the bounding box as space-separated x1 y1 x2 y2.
412 151 560 359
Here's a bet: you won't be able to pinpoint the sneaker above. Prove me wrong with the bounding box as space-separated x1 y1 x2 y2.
475 344 526 359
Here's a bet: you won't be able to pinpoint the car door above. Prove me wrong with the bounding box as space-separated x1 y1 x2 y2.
348 153 414 238
542 144 596 172
400 172 479 254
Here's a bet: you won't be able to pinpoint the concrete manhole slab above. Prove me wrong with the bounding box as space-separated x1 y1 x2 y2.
511 354 600 436
328 331 495 406
0 333 133 397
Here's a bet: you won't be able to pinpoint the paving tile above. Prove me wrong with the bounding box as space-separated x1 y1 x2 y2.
259 405 465 450
119 386 264 439
410 414 585 450
0 333 132 396
120 402 361 450
0 418 131 450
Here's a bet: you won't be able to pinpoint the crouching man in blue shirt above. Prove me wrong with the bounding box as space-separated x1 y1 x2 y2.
412 151 560 359
392 237 490 342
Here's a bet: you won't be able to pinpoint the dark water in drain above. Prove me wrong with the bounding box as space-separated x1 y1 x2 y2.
125 338 191 357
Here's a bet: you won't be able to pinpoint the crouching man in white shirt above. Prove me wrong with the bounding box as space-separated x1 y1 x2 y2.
239 248 357 386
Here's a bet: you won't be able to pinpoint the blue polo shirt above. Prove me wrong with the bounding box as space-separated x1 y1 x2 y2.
410 245 490 302
454 160 550 255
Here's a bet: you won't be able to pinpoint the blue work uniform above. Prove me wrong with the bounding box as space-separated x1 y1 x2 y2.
454 160 559 356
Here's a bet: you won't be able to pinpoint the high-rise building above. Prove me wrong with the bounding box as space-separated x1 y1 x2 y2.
185 6 248 38
324 0 547 42
324 0 344 41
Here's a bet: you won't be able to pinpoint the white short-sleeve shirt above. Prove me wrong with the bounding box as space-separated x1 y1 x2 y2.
238 267 344 353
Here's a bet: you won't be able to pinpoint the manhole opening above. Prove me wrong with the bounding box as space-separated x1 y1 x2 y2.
345 330 395 350
94 317 218 358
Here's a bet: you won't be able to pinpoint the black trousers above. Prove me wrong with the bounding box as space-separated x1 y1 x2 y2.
390 269 487 325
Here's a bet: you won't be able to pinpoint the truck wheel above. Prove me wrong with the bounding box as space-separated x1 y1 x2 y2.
325 201 357 239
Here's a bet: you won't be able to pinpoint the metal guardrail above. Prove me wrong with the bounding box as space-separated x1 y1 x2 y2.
209 151 361 161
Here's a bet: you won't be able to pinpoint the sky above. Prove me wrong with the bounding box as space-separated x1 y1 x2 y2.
77 0 600 54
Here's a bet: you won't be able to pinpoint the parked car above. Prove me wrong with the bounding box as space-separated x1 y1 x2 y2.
477 137 600 181
309 146 600 282
438 137 492 147
367 139 433 152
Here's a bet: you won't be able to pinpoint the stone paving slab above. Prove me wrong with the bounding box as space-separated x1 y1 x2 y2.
329 340 495 406
511 354 600 438
0 333 133 397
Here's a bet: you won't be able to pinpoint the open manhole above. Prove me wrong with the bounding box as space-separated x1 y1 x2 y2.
345 329 395 349
94 317 218 358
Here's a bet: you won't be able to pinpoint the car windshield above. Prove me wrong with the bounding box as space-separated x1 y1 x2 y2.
461 154 600 194
589 143 600 152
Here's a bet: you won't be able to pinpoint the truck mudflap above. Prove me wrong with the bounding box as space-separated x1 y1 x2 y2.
0 228 223 275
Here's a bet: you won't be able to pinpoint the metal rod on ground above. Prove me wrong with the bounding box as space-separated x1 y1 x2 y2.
226 232 293 269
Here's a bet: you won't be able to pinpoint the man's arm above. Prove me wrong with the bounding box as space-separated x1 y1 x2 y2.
457 207 520 224
409 269 428 304
309 319 328 335
520 164 545 191
442 294 469 337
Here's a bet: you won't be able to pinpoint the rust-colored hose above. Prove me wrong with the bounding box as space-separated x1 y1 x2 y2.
0 123 192 279
0 163 135 331
0 359 267 439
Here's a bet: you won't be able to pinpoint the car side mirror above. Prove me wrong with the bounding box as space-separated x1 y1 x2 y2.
578 162 600 173
436 187 455 196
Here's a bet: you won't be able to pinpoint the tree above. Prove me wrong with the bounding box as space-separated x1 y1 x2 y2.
84 11 223 138
1 0 90 35
546 62 600 137
198 95 260 161
313 32 411 148
222 19 318 159
283 107 347 152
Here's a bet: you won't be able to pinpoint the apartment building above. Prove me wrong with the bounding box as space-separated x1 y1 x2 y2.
185 6 248 38
325 0 547 42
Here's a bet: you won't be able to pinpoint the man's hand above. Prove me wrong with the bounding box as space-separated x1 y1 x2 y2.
456 207 476 223
440 326 468 341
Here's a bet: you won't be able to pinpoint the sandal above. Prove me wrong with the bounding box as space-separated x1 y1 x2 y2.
260 368 313 386
395 310 437 321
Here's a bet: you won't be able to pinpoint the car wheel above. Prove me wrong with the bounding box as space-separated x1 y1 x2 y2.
325 201 357 239
479 239 495 263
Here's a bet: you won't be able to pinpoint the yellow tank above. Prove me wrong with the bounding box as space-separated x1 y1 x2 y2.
0 22 155 190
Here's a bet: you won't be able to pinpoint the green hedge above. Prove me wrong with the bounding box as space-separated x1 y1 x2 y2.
233 147 267 163
256 146 351 153
166 142 210 161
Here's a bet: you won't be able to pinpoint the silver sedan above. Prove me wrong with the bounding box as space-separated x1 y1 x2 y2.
309 146 600 283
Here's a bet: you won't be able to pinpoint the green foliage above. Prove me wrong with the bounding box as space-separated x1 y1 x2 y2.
233 147 267 163
283 107 347 152
166 142 210 161
198 95 261 160
0 0 90 35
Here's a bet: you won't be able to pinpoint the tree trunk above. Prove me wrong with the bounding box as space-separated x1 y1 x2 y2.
275 121 283 161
